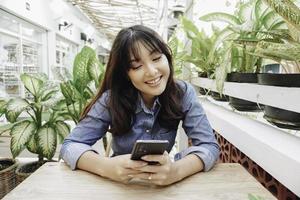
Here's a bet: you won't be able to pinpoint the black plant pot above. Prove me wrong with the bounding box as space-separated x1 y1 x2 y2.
227 72 258 83
258 73 300 130
228 97 261 111
263 106 300 130
258 73 300 87
210 91 229 102
227 72 261 111
199 87 208 95
198 72 209 95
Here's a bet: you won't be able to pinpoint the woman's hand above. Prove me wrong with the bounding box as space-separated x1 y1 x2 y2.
102 154 148 184
129 151 180 186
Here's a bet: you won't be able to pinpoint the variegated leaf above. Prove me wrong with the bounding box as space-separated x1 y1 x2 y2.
10 120 36 158
7 98 30 113
73 47 93 93
87 54 102 86
20 73 43 97
0 124 13 136
36 125 57 160
0 99 6 114
5 110 20 123
26 134 39 154
41 92 63 109
199 12 242 26
55 121 70 144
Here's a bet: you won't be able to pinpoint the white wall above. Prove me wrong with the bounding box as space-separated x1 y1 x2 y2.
193 0 239 35
0 0 110 76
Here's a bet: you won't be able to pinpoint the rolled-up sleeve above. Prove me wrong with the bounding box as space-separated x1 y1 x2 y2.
59 91 111 170
175 81 220 171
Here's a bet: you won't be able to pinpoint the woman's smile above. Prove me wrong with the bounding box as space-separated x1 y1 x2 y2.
145 75 163 86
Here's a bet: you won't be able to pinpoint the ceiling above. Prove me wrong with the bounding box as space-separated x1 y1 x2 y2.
66 0 185 42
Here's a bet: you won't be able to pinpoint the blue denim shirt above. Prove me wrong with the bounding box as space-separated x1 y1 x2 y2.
60 80 219 171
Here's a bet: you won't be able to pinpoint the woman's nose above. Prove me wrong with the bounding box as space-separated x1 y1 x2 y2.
145 64 158 76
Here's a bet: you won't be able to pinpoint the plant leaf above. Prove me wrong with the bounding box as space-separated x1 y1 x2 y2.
263 0 300 32
0 124 13 136
73 46 94 93
60 81 81 105
26 134 39 154
7 98 30 113
200 12 242 26
36 125 57 160
20 73 43 97
10 120 36 158
0 99 7 115
87 53 103 88
55 121 70 144
41 92 63 109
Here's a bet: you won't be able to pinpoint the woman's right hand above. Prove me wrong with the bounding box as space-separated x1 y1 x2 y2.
102 154 148 184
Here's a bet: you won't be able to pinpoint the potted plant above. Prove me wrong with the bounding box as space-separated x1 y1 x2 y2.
0 73 70 184
167 27 189 80
180 17 229 100
56 46 107 147
252 0 300 129
200 0 286 110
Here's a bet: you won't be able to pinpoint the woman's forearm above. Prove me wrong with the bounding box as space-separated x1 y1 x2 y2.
173 154 204 182
77 151 110 177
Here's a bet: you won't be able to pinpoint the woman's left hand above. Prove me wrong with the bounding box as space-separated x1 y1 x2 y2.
129 151 179 186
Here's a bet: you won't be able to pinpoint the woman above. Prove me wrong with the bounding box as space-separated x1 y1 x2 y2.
60 25 219 186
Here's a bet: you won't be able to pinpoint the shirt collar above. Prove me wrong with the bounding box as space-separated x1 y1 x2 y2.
135 93 161 114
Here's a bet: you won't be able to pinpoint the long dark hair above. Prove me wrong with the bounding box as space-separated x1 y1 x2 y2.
81 25 184 135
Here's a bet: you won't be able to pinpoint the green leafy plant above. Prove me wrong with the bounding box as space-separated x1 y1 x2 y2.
168 28 188 78
58 46 105 124
180 16 224 78
0 73 70 161
250 0 300 71
199 0 289 90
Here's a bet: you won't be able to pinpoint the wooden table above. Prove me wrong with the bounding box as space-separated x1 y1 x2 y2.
3 162 275 200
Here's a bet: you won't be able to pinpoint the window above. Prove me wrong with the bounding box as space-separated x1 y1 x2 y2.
54 35 78 80
0 9 45 98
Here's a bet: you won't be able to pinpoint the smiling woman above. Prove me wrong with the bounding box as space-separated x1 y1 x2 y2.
127 42 170 108
60 25 220 186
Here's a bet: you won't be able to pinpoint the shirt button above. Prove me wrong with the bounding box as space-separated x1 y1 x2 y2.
146 129 150 133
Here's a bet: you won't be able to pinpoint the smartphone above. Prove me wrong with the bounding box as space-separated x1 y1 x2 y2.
130 140 169 164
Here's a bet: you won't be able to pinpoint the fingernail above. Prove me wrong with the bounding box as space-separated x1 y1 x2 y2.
142 156 148 160
128 174 133 178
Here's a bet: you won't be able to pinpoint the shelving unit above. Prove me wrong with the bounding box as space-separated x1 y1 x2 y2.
190 77 300 196
191 77 300 113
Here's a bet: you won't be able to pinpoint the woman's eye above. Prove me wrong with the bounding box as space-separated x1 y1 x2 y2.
132 65 142 70
153 56 162 62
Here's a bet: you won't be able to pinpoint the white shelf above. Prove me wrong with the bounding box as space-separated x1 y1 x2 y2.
200 97 300 196
191 77 300 113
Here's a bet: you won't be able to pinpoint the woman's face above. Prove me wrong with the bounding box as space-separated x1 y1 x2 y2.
127 42 170 106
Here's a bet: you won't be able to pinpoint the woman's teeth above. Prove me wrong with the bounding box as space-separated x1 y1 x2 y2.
146 76 161 84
